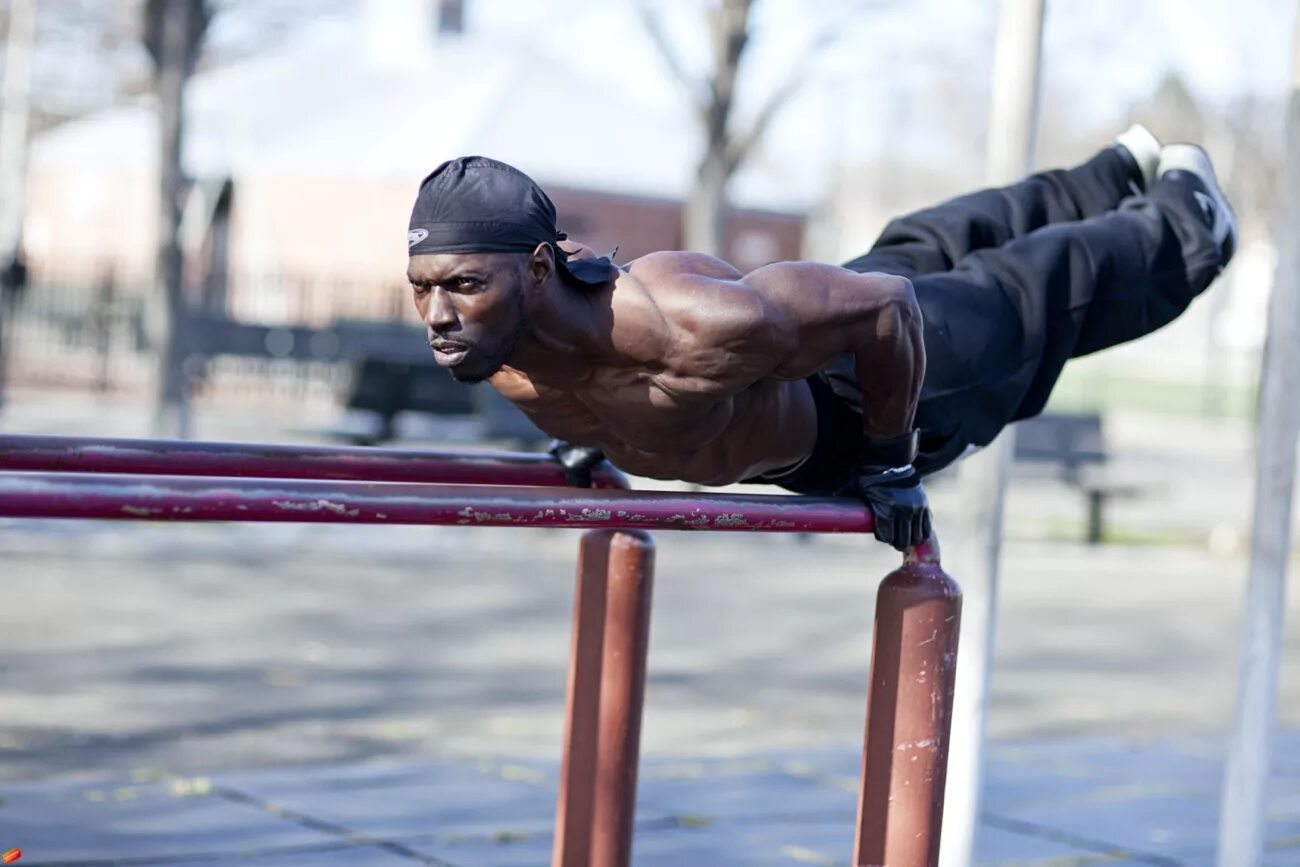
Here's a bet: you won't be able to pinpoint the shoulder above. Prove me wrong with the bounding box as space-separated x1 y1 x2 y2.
624 250 745 281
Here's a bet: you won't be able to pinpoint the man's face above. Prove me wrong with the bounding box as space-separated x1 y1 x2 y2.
408 252 529 384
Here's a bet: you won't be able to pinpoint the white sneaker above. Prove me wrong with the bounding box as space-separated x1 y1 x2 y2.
1115 124 1162 192
1157 143 1239 263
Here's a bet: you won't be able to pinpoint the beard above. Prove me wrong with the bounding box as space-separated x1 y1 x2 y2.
447 307 526 385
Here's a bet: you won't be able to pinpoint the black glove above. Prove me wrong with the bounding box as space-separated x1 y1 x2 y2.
852 430 932 552
547 440 608 488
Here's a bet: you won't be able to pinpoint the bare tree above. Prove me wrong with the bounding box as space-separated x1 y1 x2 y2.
637 0 857 256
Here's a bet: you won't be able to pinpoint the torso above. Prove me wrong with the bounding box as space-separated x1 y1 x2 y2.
489 251 818 485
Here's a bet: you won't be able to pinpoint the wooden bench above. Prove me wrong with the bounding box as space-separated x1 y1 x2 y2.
1012 412 1147 544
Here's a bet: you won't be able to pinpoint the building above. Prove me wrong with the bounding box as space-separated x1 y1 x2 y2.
22 0 811 326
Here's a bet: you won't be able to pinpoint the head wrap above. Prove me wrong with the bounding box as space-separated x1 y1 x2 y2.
407 156 615 287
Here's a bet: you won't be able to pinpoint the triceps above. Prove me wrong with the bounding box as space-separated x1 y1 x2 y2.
745 264 925 437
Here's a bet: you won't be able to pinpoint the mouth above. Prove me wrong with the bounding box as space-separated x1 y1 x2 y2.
429 342 470 367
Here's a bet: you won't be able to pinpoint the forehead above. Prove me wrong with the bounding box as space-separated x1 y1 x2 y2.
407 252 520 282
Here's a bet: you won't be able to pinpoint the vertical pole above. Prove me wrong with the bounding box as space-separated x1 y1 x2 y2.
553 529 655 867
1216 6 1300 864
939 3 1045 865
855 540 963 866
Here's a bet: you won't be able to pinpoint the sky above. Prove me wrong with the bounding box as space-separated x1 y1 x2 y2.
6 0 1298 201
417 0 1300 190
8 0 1298 151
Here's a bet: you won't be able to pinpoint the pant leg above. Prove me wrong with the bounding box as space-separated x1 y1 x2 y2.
842 146 1142 278
911 171 1227 465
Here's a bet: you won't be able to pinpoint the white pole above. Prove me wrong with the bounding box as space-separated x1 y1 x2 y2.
1216 5 1300 865
939 1 1045 865
0 0 37 257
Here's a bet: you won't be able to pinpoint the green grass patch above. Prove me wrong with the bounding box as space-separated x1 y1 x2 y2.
1046 367 1256 420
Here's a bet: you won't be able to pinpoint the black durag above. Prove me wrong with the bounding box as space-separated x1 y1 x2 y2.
407 155 616 286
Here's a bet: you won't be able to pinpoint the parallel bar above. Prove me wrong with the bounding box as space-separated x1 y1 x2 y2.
0 472 873 534
0 434 628 488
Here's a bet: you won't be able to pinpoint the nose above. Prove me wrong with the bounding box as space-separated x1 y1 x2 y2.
424 287 457 332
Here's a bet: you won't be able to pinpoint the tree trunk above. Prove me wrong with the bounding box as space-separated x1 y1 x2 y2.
152 0 199 438
685 150 730 256
0 0 37 411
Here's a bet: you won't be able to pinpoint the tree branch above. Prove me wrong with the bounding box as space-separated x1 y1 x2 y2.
724 23 835 168
633 0 707 121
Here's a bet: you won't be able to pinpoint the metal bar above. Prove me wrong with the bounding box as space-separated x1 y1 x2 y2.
554 531 612 867
855 541 962 867
0 472 873 534
590 530 654 867
941 0 1045 860
0 433 628 488
553 530 655 867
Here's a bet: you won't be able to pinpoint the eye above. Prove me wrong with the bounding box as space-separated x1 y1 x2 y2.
411 282 431 297
456 277 481 291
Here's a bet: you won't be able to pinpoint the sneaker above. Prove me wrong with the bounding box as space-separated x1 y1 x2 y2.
1115 123 1161 192
1157 143 1239 264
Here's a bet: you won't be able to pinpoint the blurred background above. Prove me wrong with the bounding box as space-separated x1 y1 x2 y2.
0 0 1297 812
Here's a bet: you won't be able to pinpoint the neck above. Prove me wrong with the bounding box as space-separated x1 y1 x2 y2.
506 275 605 377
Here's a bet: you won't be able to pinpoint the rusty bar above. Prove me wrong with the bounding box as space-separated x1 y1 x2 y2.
854 539 962 867
590 530 654 867
554 531 612 867
0 433 628 488
0 473 873 533
553 530 655 867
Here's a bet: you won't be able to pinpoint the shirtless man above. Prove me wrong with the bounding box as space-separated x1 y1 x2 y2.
405 125 1236 550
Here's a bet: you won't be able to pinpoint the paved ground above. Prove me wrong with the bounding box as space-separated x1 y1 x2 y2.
1 391 1299 863
3 732 1300 866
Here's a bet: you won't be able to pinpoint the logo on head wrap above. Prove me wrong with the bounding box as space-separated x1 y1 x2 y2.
407 228 429 248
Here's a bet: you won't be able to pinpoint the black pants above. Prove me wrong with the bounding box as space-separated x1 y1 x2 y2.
761 146 1227 494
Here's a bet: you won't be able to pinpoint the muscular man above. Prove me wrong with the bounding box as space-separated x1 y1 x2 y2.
405 125 1236 550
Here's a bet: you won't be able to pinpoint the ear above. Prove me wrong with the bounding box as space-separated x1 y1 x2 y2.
526 243 556 287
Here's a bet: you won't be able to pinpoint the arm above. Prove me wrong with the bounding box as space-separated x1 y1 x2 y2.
736 262 931 550
745 263 925 441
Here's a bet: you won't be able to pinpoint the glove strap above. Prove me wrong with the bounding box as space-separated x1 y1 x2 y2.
858 429 919 470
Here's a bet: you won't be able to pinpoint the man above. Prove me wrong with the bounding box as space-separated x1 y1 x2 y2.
405 125 1235 551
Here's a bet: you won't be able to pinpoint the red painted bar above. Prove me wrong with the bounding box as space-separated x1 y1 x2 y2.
0 434 628 488
553 530 655 867
854 541 962 866
0 472 873 534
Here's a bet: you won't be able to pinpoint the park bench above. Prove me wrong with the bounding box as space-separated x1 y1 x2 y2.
1012 411 1148 544
186 315 542 445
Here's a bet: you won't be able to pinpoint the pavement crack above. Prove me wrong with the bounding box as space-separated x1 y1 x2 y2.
213 783 459 866
981 811 1190 866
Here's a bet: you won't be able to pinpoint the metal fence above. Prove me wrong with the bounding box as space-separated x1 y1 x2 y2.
0 270 407 407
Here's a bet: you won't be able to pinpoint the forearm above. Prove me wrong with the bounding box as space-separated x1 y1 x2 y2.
851 286 925 441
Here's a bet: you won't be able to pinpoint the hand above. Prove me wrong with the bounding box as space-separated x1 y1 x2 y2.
853 465 932 552
852 430 932 552
547 440 608 488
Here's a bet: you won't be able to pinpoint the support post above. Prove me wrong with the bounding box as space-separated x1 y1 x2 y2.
941 1 1045 863
855 540 962 866
1215 4 1300 863
554 529 655 867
